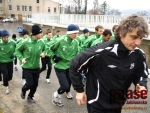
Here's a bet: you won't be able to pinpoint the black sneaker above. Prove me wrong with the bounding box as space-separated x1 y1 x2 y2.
27 96 36 103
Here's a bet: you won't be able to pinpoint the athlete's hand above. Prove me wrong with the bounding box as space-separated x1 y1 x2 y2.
22 58 27 64
76 92 87 105
40 52 45 58
136 84 147 93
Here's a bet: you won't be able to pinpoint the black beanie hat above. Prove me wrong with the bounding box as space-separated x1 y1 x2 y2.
83 28 89 34
32 25 42 35
22 29 29 35
12 34 16 38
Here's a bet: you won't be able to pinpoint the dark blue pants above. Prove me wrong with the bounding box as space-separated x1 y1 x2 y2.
54 68 71 94
0 62 13 86
40 57 52 79
22 68 40 98
0 70 2 81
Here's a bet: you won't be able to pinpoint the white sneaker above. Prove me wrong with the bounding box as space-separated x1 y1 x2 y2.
52 93 63 106
66 92 73 99
5 87 9 94
46 79 50 83
21 79 26 85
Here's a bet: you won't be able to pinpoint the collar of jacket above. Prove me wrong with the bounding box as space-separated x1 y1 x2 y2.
66 35 73 43
30 36 38 42
117 40 130 56
84 34 88 39
101 37 106 42
46 36 51 41
94 33 101 39
2 39 10 44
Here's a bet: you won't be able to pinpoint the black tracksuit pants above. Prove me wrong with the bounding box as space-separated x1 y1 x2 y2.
54 68 71 94
39 57 52 79
22 68 40 98
14 57 17 65
0 62 13 86
0 70 2 81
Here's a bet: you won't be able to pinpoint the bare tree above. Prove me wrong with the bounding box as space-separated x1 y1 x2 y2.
137 11 147 16
72 0 83 14
107 9 121 15
84 0 88 14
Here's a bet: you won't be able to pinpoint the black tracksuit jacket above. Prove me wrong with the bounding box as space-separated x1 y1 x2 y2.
69 40 148 109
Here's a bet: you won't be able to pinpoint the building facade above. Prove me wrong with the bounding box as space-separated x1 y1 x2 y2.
0 0 60 21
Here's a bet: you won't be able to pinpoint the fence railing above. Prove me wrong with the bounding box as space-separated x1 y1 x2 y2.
31 13 150 29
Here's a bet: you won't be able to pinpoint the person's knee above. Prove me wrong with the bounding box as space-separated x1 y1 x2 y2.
27 82 34 88
3 75 9 80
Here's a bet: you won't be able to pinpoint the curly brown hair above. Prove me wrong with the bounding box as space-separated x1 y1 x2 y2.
115 14 149 40
95 25 103 31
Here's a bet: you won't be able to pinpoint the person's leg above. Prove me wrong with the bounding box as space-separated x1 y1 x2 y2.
39 58 46 74
0 70 2 81
21 69 26 85
21 69 34 99
28 69 40 99
52 68 70 106
0 63 9 94
14 57 18 71
8 62 13 81
0 70 2 85
65 69 73 99
55 68 70 95
45 57 52 83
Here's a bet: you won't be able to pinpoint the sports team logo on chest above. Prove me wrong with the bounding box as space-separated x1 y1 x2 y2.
130 63 135 69
38 46 41 50
28 47 32 51
62 46 66 51
10 45 13 48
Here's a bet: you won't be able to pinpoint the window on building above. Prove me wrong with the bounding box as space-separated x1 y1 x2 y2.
29 6 32 11
24 6 27 11
11 14 15 18
28 15 32 18
37 6 39 12
17 5 20 11
54 7 56 13
48 7 50 12
0 0 2 3
37 0 39 3
9 5 12 10
8 0 11 2
22 6 25 11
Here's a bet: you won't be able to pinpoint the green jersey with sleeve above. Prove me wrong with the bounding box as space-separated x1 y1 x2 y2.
44 34 80 70
110 32 115 40
81 33 101 51
14 36 45 69
0 38 16 63
91 36 105 46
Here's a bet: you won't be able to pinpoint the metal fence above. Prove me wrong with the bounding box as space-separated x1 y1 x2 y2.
31 13 150 29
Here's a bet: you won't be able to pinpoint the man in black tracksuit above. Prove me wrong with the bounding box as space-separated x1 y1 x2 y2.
69 15 149 113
